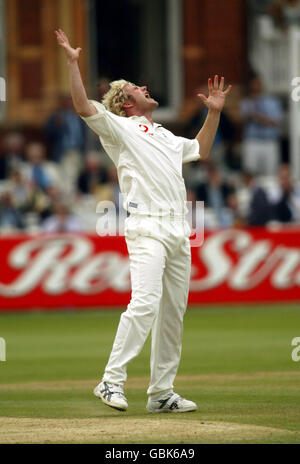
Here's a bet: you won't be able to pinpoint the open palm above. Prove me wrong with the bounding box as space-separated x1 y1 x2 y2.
55 29 82 62
198 75 232 112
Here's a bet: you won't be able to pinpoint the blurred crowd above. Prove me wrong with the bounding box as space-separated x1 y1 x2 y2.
0 74 300 234
251 0 300 30
267 0 300 31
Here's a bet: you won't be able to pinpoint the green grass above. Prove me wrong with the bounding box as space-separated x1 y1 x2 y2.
0 304 300 443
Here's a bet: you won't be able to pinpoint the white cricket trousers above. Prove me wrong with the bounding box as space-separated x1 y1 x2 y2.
102 214 191 396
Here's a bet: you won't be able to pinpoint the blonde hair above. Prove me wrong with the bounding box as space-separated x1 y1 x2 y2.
101 79 133 117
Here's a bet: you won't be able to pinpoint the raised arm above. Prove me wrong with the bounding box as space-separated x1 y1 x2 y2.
55 29 97 118
196 75 232 160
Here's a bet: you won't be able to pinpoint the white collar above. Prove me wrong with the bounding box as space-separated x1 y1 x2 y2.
129 115 162 129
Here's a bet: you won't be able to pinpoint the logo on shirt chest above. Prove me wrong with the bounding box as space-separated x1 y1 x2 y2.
137 124 171 142
138 124 153 136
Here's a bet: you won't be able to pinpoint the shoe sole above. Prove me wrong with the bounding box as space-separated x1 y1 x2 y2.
94 387 128 412
147 406 197 413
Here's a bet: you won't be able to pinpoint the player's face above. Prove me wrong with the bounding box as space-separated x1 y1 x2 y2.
124 84 159 112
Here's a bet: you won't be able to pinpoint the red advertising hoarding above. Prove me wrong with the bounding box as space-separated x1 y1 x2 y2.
0 228 300 311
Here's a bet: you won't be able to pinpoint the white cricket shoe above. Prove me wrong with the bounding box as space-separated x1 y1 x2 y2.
94 381 128 411
147 392 197 413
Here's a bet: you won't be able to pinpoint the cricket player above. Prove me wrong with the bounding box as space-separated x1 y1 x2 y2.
56 29 231 413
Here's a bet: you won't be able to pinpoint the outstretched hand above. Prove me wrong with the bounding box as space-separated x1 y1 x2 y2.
55 28 82 63
197 75 232 113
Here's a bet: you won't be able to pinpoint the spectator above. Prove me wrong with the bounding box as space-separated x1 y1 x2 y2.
195 165 235 226
42 200 83 233
22 142 57 191
88 164 123 209
7 169 31 210
269 163 300 222
269 0 300 30
45 94 86 191
223 192 245 227
241 171 272 226
281 0 300 27
0 132 25 180
240 75 283 176
18 142 64 226
77 151 108 195
0 190 24 230
37 185 62 222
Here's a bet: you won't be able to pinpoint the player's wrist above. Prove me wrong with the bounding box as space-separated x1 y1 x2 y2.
67 57 79 66
207 108 221 117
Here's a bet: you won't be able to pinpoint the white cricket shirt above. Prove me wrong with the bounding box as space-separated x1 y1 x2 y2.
81 100 200 216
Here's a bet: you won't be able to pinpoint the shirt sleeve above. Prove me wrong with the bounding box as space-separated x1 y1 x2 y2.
181 137 200 164
240 98 254 118
80 100 127 146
